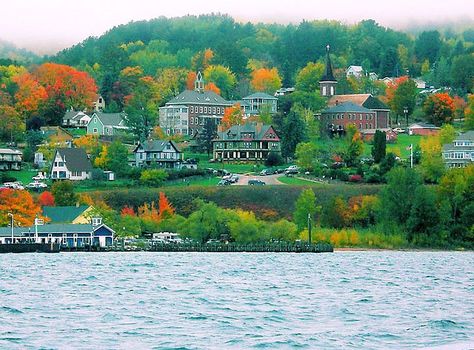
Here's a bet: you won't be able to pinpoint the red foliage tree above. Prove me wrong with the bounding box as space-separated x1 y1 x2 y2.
0 189 44 226
38 191 55 207
121 206 136 217
158 192 174 219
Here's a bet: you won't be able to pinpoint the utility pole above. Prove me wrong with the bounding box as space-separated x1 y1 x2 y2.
7 213 13 243
307 213 312 244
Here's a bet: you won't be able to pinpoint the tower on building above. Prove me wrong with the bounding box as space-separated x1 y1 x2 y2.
319 45 337 97
194 71 204 92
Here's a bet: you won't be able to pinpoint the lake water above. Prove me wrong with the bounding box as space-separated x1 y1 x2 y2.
1 252 473 349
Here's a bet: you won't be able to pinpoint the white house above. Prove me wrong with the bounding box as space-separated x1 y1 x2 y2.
94 95 106 111
50 148 93 181
0 148 22 170
62 111 91 127
346 65 364 78
413 78 427 89
134 139 183 169
442 131 474 168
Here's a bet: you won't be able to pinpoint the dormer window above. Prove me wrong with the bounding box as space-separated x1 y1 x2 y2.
92 217 102 226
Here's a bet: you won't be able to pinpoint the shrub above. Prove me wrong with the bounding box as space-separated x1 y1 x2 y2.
139 169 168 187
349 174 362 182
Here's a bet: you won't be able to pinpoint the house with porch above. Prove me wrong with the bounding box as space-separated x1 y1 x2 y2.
212 123 281 162
442 131 474 168
86 112 128 136
0 219 114 248
133 139 183 169
50 148 93 180
0 148 22 171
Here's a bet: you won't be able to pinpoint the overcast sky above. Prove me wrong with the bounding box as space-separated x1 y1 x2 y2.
1 0 473 54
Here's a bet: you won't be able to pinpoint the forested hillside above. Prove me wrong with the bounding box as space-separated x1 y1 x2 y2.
50 14 473 96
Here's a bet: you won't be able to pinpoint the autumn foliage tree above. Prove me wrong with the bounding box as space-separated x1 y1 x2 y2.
37 191 55 207
384 76 417 125
250 67 282 94
221 104 244 128
0 189 43 226
14 63 97 125
158 192 175 219
423 92 456 126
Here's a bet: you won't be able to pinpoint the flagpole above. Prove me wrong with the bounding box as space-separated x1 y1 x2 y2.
410 143 413 169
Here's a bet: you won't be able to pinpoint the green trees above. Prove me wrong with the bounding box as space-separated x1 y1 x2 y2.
371 130 386 163
451 54 474 93
406 186 440 242
377 167 422 229
140 169 168 187
96 141 131 177
280 110 307 157
342 124 364 167
295 62 324 92
124 76 161 141
385 77 417 125
293 188 318 232
51 181 78 206
203 65 236 99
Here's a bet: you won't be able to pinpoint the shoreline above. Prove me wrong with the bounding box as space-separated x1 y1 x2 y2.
334 247 473 252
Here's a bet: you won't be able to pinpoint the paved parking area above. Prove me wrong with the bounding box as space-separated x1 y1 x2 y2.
232 173 283 186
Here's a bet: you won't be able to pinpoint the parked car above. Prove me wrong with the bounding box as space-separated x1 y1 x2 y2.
284 165 299 175
393 127 405 133
260 168 275 176
26 181 48 190
217 179 231 186
229 174 239 183
3 182 24 190
32 173 47 181
248 179 265 185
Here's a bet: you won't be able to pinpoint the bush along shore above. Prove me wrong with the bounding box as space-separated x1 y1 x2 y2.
68 165 473 251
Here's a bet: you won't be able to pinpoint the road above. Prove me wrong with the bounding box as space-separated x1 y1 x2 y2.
232 173 283 186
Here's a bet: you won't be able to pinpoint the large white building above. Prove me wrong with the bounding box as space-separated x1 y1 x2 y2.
50 148 93 181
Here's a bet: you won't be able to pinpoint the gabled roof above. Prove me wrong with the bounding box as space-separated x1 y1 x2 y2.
347 65 363 73
43 205 91 223
323 102 374 114
55 148 93 172
409 123 439 129
40 126 74 139
0 148 22 155
92 112 125 127
134 139 181 153
454 130 474 141
166 90 232 106
63 110 89 121
215 123 279 141
243 92 278 100
328 94 389 110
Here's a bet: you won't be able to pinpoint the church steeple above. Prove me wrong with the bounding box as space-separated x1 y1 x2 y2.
319 45 337 97
194 71 204 92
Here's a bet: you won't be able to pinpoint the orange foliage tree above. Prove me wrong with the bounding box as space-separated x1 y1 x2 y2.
158 192 174 219
14 63 97 124
186 71 197 90
221 103 244 129
0 189 44 226
37 191 55 207
13 73 48 116
250 67 282 94
205 82 221 95
73 134 100 154
423 92 456 126
121 206 136 217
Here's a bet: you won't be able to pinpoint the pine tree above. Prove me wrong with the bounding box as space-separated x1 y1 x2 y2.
371 130 386 163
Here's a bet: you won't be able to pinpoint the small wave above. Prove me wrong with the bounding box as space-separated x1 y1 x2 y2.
0 306 22 314
429 319 462 329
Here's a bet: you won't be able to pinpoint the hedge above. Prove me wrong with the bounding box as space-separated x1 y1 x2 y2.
92 184 381 221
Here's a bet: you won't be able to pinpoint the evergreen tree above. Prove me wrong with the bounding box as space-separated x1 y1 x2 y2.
406 186 440 242
51 181 78 206
293 188 318 232
371 130 386 163
281 110 307 158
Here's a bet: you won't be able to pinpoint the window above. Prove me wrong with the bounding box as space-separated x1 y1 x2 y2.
359 114 363 120
199 106 203 113
213 107 216 114
93 128 98 133
190 106 194 113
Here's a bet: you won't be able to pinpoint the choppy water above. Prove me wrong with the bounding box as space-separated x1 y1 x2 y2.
1 252 473 349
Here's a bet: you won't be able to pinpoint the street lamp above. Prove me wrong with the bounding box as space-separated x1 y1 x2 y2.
7 213 13 244
403 106 409 128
